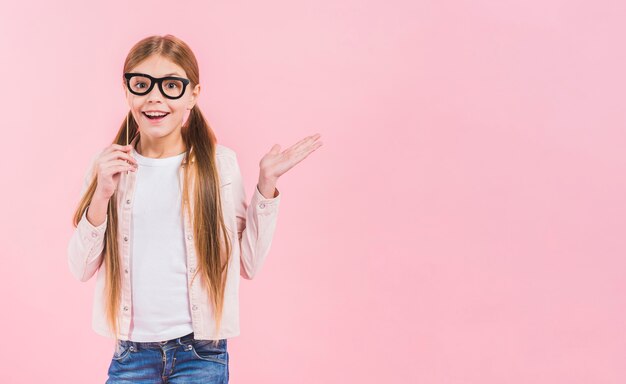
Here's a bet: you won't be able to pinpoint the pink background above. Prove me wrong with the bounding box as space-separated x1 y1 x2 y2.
1 0 625 382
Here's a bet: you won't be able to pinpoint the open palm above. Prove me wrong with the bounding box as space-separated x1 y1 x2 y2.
259 133 323 180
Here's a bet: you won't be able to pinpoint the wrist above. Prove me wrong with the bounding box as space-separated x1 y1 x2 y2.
93 189 112 202
257 176 278 199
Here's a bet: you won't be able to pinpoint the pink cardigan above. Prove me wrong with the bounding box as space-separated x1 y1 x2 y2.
67 135 281 340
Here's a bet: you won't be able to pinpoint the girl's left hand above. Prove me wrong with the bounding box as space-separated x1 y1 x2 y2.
259 133 323 182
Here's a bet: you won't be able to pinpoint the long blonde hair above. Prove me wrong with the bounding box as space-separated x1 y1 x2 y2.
72 34 231 349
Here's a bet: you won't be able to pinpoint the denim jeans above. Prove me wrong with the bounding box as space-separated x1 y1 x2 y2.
106 332 229 383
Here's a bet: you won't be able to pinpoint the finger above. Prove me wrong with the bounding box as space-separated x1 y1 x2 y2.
286 139 309 155
291 140 323 163
116 150 138 165
309 141 324 152
270 144 281 154
103 143 133 154
287 135 314 152
289 134 321 153
102 148 138 166
103 159 138 172
111 164 137 174
99 144 133 162
291 137 322 158
104 162 138 175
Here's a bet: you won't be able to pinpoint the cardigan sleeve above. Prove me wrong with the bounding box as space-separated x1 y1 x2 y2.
67 153 108 282
231 152 282 280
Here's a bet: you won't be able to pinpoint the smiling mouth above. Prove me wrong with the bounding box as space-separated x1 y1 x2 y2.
142 112 170 120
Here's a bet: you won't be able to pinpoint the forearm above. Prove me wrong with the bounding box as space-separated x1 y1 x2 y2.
68 193 109 282
87 192 110 227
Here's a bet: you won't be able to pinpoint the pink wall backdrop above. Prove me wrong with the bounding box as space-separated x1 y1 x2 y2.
1 0 625 382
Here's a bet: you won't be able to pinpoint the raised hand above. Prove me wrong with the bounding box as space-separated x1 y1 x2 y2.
256 133 323 198
259 133 323 181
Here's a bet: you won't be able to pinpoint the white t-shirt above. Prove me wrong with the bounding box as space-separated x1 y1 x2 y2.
127 146 193 342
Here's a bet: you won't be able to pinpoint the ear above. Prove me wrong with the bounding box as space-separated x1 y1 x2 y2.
123 83 132 106
188 83 201 110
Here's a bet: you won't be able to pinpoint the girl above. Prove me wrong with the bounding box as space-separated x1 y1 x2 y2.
67 34 322 383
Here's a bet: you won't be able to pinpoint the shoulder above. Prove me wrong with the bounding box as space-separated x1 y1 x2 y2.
215 143 237 159
215 144 239 180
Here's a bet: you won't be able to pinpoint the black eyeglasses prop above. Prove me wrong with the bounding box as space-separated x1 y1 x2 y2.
124 72 190 100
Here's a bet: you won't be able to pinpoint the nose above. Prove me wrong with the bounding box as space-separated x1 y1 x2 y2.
146 82 165 102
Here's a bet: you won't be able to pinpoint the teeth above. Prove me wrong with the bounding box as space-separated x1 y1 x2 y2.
144 112 167 117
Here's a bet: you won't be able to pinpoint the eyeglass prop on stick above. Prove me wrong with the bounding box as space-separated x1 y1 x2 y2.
108 108 133 215
124 108 132 191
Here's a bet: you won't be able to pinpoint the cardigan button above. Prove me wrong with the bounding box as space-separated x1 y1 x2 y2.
259 203 265 209
187 234 193 240
123 306 129 311
192 305 198 310
124 235 128 242
126 199 131 204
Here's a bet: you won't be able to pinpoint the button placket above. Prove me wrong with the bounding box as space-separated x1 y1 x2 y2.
181 198 201 334
119 167 135 337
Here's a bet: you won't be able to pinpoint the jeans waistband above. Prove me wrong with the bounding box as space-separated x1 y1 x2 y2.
120 332 196 350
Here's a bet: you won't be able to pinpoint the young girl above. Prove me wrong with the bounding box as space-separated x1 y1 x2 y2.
67 34 322 383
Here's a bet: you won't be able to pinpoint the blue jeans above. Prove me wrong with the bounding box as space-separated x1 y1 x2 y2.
106 332 229 383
